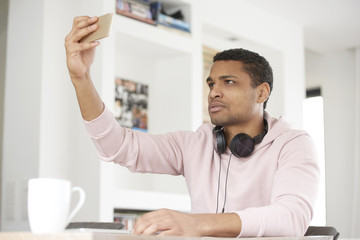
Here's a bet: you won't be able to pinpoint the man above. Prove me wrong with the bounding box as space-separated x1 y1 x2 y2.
65 16 319 237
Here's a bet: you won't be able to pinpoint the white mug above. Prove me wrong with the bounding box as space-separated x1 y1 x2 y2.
28 178 86 233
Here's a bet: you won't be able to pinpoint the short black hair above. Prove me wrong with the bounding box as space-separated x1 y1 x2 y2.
213 48 273 109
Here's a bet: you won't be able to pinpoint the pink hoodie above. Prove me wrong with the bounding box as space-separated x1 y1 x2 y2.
84 106 319 237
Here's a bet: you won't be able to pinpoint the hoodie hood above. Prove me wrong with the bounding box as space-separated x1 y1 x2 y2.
261 111 307 149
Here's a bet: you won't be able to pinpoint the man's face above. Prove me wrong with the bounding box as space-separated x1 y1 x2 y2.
207 60 259 127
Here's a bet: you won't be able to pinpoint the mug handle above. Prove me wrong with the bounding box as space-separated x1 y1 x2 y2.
68 186 86 222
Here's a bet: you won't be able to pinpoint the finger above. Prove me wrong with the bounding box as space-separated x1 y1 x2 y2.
75 23 99 43
135 219 170 236
141 223 164 235
133 212 163 235
65 23 100 52
66 16 98 43
72 16 98 29
157 229 174 236
133 216 151 235
67 23 98 44
66 16 92 40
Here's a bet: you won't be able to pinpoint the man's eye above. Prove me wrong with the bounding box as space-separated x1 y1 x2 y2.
225 80 235 84
208 82 214 88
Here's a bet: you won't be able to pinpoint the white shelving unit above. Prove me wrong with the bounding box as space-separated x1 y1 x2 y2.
97 0 203 221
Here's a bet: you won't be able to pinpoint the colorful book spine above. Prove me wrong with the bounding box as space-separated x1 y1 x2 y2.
157 13 191 33
116 0 155 25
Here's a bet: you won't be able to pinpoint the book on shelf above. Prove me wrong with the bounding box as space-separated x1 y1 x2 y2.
150 2 191 34
149 1 162 21
157 13 191 33
116 0 155 25
113 209 149 231
116 0 192 35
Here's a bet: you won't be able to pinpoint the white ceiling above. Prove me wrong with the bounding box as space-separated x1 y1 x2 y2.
239 0 360 53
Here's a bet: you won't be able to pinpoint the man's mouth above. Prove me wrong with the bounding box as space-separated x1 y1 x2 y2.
208 101 225 113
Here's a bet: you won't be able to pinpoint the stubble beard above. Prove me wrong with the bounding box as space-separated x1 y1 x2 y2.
210 107 255 127
210 114 240 127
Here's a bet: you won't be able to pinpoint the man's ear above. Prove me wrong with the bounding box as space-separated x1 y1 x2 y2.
257 82 270 103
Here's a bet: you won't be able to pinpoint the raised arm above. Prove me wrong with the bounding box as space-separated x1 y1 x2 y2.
64 16 104 121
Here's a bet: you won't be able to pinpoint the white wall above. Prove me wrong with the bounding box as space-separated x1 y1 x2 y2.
40 0 102 223
306 49 360 238
0 0 106 231
1 0 44 231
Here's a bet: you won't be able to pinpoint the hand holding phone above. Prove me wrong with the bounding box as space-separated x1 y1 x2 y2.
80 13 114 43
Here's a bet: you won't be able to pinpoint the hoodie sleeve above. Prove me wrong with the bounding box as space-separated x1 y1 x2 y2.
83 106 185 175
236 132 320 237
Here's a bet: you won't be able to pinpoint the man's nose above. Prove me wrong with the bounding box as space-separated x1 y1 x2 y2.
209 85 222 99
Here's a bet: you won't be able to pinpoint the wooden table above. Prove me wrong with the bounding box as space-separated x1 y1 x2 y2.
0 232 333 240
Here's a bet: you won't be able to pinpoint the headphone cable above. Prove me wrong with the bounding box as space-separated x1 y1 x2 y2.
216 153 222 213
222 154 232 213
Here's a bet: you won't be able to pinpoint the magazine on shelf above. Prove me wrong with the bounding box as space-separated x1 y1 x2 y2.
150 2 191 33
157 13 191 33
116 0 155 25
116 0 192 34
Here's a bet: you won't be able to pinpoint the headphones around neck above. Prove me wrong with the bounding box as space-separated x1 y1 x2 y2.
213 119 268 158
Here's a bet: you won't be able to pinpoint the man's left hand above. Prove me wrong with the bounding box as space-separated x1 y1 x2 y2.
133 209 202 236
132 208 242 237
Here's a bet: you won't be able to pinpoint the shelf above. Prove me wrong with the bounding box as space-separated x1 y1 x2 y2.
98 0 201 222
113 14 195 58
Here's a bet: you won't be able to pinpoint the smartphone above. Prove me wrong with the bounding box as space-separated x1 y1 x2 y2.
80 13 114 43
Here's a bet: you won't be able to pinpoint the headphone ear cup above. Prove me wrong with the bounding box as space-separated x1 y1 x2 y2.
230 133 255 158
214 127 226 154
